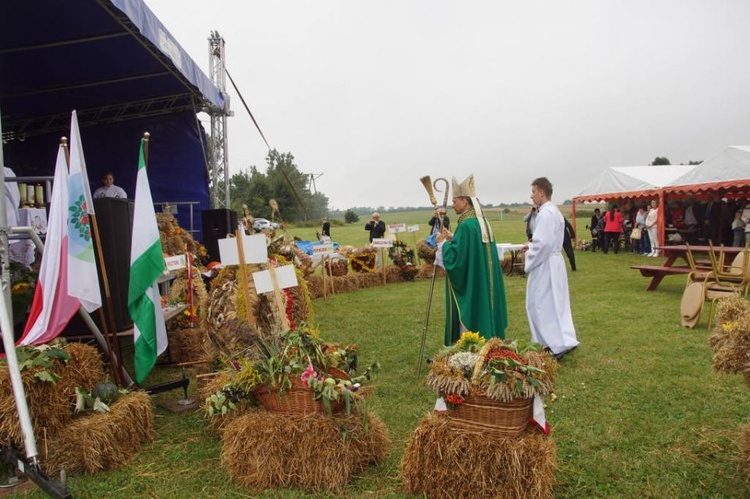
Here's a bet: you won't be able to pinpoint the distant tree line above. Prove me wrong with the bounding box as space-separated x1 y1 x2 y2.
229 149 329 222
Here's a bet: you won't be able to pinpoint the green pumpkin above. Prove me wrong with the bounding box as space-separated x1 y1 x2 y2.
91 382 119 404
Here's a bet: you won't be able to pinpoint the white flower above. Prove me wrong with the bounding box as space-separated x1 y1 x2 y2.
448 352 480 376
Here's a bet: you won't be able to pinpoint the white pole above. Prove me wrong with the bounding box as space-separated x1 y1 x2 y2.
0 109 40 467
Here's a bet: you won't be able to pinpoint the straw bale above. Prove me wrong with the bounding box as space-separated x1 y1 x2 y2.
417 264 445 279
401 412 556 499
709 297 750 376
167 326 207 364
0 343 104 448
42 391 154 476
221 410 389 492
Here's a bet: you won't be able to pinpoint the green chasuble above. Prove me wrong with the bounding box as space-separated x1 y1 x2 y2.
442 211 508 345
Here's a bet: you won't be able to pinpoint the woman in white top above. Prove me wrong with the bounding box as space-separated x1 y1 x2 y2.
644 199 660 257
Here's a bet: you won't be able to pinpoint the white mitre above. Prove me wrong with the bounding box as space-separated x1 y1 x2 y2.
451 174 493 243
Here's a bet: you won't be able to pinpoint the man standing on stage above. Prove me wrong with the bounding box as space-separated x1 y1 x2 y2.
521 177 579 360
436 174 507 345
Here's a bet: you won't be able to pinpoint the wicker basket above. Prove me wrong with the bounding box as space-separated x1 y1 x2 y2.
446 395 533 437
325 259 348 277
445 339 533 437
328 366 350 379
253 378 344 415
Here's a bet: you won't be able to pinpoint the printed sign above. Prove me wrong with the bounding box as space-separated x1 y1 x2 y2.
407 224 420 233
253 265 299 293
164 254 186 271
312 243 334 256
387 223 407 234
371 238 393 248
218 233 267 265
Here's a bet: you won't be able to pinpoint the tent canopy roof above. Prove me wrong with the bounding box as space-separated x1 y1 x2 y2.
574 165 697 203
1 0 226 141
665 146 750 194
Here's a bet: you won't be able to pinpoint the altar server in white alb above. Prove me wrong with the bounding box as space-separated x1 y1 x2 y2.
521 177 579 361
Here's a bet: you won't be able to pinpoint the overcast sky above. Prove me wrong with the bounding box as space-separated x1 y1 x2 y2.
144 0 750 210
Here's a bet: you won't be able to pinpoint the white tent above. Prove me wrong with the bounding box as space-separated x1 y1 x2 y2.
574 165 697 202
666 145 750 193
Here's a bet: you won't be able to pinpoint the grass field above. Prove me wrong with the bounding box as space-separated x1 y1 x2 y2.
10 207 750 498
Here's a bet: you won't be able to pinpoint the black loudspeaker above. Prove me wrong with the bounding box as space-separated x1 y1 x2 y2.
93 197 135 331
202 209 237 261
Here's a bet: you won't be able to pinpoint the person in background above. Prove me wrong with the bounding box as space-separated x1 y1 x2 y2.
588 208 604 252
562 217 577 272
732 208 745 247
321 217 331 238
521 177 578 360
93 171 127 198
602 204 623 254
703 194 722 243
364 212 386 243
436 174 507 345
428 208 450 235
524 206 537 241
645 199 660 257
634 203 649 254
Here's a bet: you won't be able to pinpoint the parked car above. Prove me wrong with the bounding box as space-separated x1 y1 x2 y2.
252 218 279 232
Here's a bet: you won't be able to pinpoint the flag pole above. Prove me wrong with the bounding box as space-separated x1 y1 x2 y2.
62 138 122 386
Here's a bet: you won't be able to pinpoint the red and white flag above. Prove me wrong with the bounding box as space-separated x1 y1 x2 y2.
19 144 80 345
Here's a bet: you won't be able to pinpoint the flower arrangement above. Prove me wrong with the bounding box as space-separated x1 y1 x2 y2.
9 262 37 326
349 247 377 273
388 240 416 267
426 333 556 404
205 327 377 418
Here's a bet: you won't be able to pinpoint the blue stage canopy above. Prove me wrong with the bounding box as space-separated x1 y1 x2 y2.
1 0 229 237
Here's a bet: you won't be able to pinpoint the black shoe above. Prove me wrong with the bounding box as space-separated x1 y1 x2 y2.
553 346 578 361
426 358 434 364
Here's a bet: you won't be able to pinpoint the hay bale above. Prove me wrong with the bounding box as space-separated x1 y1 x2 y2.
401 412 557 499
221 410 389 492
42 391 154 475
709 296 750 378
167 326 207 364
0 343 104 448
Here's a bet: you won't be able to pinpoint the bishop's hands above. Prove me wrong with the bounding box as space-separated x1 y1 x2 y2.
437 227 453 243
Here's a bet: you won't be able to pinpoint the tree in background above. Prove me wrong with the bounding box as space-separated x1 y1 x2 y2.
344 209 359 223
651 157 671 165
229 149 329 222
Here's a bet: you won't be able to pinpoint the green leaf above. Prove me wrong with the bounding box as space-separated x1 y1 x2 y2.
34 371 56 383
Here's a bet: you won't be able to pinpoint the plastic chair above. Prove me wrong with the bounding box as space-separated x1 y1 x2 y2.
704 243 750 324
680 243 743 328
684 243 714 288
707 242 750 298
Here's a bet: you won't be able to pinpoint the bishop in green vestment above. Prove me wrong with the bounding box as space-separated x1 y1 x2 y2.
437 175 508 345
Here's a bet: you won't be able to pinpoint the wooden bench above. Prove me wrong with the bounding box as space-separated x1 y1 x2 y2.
631 265 691 291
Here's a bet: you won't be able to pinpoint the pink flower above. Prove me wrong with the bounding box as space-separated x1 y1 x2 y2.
300 364 317 385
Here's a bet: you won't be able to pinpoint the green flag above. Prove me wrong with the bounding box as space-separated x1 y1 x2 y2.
128 138 167 384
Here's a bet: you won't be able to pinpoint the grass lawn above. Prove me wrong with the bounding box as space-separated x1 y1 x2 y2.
10 208 750 498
